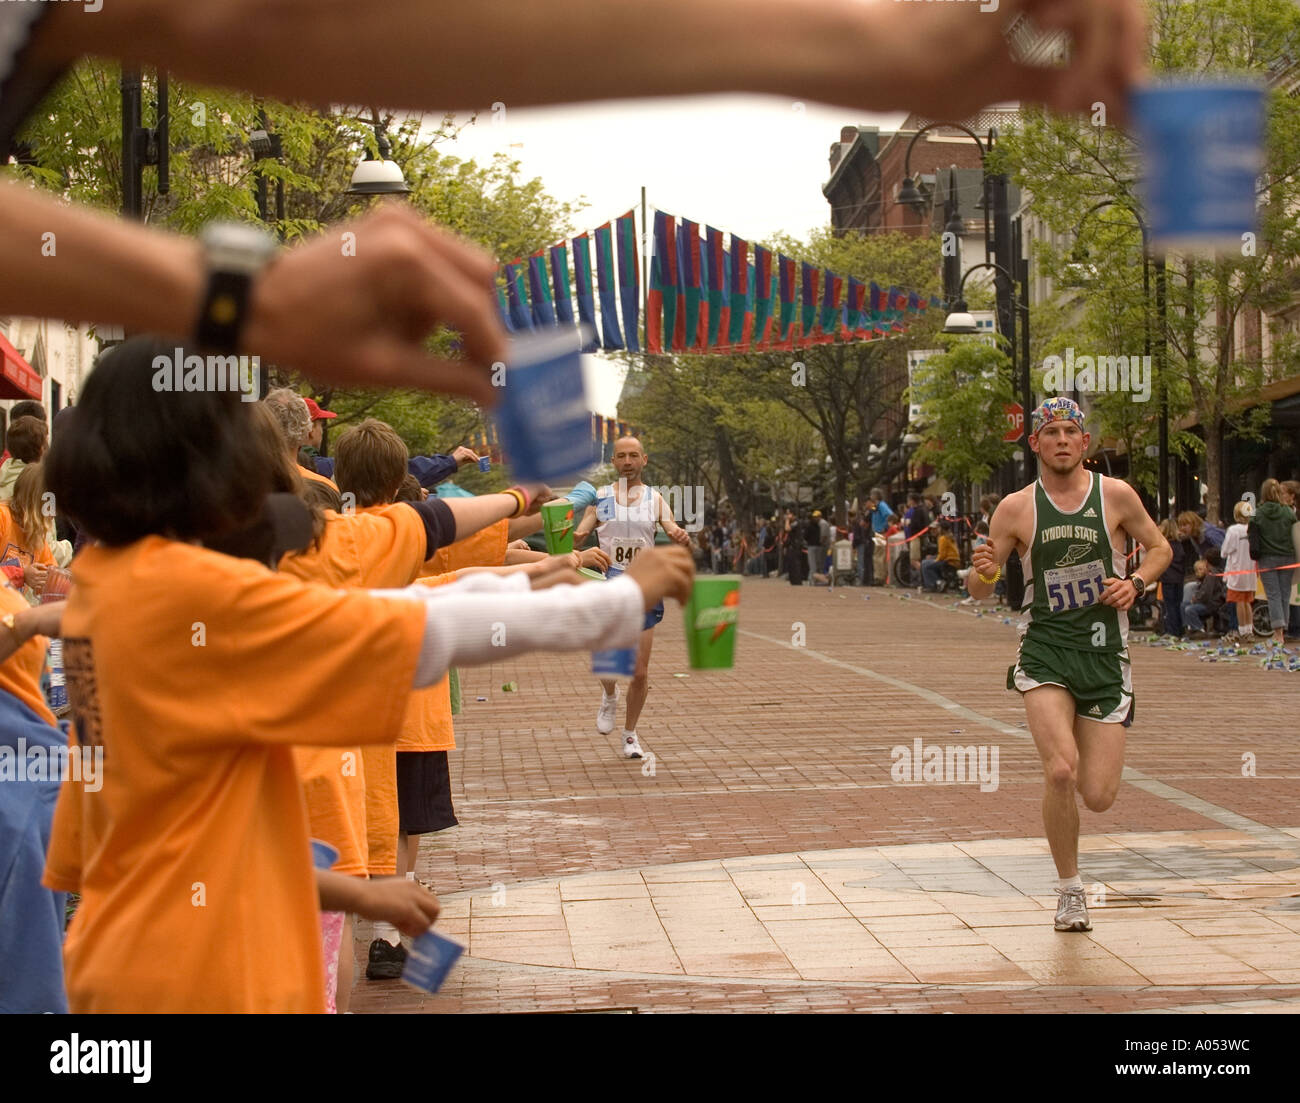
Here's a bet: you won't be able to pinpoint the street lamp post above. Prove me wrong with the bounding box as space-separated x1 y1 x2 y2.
250 108 286 241
943 260 1033 477
120 68 169 220
898 122 1018 383
1074 199 1168 515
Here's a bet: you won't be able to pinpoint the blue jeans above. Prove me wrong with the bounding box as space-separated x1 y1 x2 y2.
1182 602 1213 632
1258 556 1295 630
920 558 947 591
857 543 869 585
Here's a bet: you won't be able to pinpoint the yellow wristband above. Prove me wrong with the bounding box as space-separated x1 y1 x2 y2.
977 566 1002 585
503 488 527 518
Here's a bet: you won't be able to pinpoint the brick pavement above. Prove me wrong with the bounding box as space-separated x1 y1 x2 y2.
351 579 1300 1014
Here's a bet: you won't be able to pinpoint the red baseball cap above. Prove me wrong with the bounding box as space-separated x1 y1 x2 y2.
304 397 337 421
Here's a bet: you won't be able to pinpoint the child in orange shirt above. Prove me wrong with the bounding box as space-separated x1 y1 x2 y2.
0 464 56 598
40 337 692 1013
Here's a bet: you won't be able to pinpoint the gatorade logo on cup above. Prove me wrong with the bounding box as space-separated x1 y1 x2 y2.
694 598 739 641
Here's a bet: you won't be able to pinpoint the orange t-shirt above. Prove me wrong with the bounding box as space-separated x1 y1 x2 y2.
0 502 55 573
0 584 56 726
42 536 426 1013
279 503 443 876
298 464 339 491
398 519 511 755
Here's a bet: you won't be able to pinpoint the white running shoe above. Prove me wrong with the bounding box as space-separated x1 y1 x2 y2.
596 689 618 734
622 732 644 760
1054 886 1092 932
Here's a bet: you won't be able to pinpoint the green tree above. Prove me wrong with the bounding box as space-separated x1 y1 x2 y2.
7 64 582 475
732 229 945 527
994 0 1300 521
911 339 1020 487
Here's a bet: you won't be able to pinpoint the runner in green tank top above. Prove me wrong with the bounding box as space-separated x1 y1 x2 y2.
967 398 1171 933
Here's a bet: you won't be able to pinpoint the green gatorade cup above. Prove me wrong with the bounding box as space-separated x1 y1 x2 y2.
541 500 576 554
683 575 741 670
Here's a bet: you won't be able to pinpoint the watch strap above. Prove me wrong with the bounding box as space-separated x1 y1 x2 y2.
194 223 276 355
196 269 255 354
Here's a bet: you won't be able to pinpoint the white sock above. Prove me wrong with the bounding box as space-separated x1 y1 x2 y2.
623 729 637 740
1057 874 1083 893
373 921 400 946
603 687 618 701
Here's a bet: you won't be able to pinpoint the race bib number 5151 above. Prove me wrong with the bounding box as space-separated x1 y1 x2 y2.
1043 560 1107 613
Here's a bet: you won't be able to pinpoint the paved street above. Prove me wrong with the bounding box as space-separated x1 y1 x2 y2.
354 578 1300 1014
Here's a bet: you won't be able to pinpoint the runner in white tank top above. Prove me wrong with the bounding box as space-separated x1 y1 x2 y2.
571 436 692 759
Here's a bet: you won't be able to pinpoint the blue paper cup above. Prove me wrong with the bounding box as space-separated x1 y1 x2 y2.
402 929 465 993
1130 80 1265 252
477 456 491 473
310 839 339 871
491 328 599 484
592 646 637 679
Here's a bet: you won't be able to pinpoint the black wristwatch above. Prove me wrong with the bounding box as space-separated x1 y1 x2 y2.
1130 574 1146 597
194 222 277 354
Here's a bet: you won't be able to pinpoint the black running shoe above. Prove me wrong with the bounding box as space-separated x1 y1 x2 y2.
365 938 407 980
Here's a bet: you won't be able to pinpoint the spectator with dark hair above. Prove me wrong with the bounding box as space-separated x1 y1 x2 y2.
394 473 428 503
1157 517 1195 637
903 493 930 576
920 519 961 593
2 399 46 461
1255 478 1297 647
1283 481 1300 640
784 510 805 587
802 511 824 584
0 416 48 502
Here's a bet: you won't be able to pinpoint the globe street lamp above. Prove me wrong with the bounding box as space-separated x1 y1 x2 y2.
346 112 411 197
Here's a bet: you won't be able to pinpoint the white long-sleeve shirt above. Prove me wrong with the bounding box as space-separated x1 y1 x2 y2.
369 572 645 686
1221 523 1255 592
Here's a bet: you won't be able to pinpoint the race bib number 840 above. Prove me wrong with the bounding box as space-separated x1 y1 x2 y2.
610 540 646 566
1043 560 1107 613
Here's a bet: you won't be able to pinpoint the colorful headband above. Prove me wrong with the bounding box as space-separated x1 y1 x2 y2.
1031 396 1086 435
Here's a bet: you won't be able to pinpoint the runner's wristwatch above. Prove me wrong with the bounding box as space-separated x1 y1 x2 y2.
1130 574 1146 597
194 222 278 354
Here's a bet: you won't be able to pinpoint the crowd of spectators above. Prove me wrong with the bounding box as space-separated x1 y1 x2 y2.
691 489 1001 598
692 481 1298 647
1156 482 1299 645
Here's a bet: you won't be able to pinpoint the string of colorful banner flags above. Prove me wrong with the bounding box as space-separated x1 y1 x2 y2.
495 209 943 357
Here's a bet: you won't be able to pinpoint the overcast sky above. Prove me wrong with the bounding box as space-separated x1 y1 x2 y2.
444 95 906 414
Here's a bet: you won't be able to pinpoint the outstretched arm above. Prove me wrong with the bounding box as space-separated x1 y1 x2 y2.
34 0 1147 124
0 194 504 405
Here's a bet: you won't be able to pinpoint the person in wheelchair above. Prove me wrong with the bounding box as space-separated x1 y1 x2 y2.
920 520 962 593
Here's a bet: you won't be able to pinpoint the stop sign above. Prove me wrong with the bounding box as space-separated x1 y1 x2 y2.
1003 403 1024 443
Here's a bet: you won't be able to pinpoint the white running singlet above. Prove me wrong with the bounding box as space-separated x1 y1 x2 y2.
596 482 662 570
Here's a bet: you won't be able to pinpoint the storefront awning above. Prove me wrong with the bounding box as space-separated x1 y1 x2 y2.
0 331 42 401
